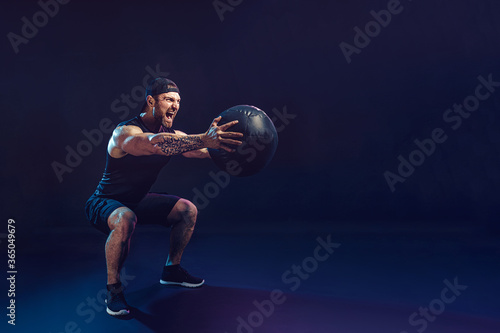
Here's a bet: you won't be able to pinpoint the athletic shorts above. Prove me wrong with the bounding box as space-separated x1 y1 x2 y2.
85 193 181 234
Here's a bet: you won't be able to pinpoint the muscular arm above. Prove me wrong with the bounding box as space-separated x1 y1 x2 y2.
108 125 205 158
152 134 206 156
108 117 242 158
175 130 211 159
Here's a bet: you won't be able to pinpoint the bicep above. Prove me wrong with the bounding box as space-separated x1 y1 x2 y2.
111 126 157 157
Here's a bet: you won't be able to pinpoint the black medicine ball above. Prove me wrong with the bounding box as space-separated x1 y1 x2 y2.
209 105 278 177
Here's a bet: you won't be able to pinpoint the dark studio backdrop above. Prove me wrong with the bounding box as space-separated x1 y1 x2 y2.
2 0 500 231
0 0 500 330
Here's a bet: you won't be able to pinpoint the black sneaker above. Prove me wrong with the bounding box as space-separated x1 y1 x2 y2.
105 287 130 316
160 265 205 288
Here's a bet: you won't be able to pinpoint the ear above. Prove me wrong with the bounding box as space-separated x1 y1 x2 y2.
147 95 155 107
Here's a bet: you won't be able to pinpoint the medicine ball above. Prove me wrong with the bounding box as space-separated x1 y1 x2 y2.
209 105 278 177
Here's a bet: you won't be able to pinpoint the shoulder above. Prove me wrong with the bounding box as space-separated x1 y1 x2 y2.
174 130 187 136
108 125 144 158
110 124 144 147
112 116 144 136
113 124 144 139
116 124 143 134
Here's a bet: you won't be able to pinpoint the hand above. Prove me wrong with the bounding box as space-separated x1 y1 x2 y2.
204 116 244 152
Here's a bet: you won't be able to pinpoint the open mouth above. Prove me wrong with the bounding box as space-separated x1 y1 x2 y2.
165 112 175 120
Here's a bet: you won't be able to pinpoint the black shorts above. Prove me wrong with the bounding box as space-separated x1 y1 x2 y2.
85 193 181 234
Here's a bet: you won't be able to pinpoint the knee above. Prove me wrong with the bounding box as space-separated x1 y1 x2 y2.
176 199 198 223
109 209 137 236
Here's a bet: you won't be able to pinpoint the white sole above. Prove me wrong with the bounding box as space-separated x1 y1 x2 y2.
106 307 130 316
105 299 130 316
159 279 205 288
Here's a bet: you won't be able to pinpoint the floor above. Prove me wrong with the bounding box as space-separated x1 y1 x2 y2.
5 222 500 333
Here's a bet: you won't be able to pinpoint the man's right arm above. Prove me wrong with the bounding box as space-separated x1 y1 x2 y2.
108 125 206 158
108 117 243 158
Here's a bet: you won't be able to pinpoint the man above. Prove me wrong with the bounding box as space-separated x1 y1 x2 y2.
85 77 243 316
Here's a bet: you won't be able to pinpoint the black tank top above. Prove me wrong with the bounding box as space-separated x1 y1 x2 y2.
92 116 175 205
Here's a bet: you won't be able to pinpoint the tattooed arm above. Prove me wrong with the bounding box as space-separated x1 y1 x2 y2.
174 130 210 159
107 117 243 158
152 117 243 156
151 133 205 156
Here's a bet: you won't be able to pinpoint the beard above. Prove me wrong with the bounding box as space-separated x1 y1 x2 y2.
153 107 175 128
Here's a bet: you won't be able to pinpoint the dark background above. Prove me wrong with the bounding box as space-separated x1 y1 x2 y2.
3 0 500 233
1 0 500 332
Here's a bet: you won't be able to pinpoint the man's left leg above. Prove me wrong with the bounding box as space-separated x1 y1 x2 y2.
164 198 198 266
134 194 204 287
160 198 204 287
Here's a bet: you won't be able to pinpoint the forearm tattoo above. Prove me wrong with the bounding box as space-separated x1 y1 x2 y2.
157 135 204 155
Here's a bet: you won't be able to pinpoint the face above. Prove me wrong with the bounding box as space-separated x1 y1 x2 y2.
150 92 181 128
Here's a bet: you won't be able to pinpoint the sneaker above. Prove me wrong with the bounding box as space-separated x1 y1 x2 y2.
160 265 205 288
105 287 130 316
